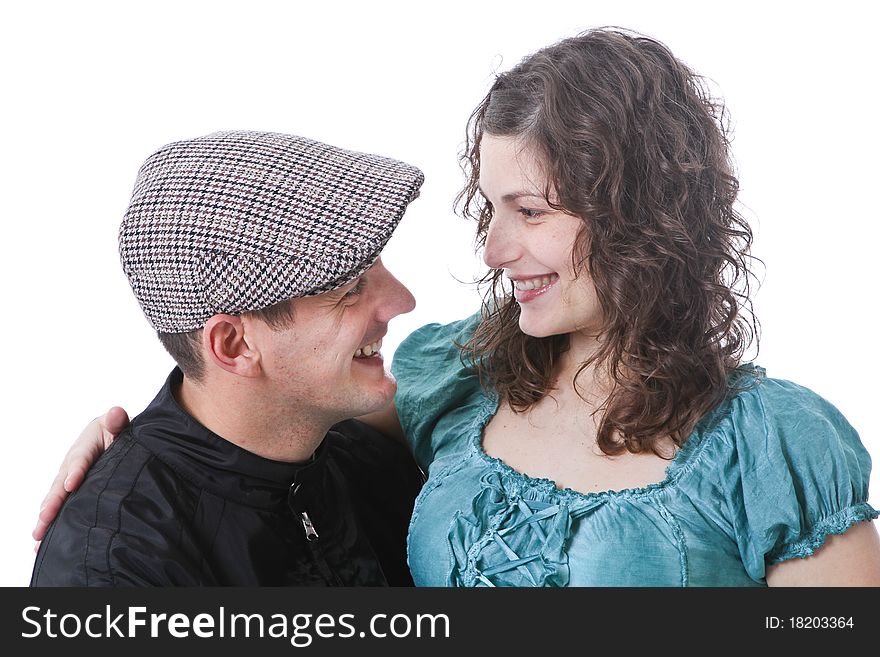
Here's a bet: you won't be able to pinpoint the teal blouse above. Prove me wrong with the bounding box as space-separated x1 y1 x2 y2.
391 314 878 587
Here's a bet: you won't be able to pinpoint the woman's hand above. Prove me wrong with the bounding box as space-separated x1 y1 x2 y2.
32 406 130 544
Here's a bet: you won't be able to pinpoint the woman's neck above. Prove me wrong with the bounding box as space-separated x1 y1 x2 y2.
555 330 608 396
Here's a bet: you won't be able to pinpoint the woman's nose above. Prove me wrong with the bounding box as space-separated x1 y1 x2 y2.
483 213 519 269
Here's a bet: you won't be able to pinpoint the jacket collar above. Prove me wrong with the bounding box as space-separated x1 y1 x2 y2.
130 368 329 508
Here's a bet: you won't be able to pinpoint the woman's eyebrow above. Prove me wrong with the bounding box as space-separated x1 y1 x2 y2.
478 186 546 203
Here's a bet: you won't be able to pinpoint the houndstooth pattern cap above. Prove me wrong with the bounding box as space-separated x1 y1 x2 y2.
119 131 424 333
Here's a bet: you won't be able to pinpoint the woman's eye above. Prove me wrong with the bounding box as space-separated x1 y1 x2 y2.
519 208 544 219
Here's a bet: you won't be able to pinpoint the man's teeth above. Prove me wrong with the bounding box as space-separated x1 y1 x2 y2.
513 274 557 291
354 338 382 358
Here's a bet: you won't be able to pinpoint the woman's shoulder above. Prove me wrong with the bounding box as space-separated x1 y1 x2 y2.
393 312 482 363
685 364 872 477
391 312 487 470
391 311 483 395
686 364 878 573
709 364 866 457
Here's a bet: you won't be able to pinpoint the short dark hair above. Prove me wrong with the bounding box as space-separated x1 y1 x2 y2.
157 298 296 382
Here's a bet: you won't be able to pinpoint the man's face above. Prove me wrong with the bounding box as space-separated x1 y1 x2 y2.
246 257 415 425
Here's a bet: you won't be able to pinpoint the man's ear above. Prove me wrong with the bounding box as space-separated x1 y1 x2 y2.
202 314 262 377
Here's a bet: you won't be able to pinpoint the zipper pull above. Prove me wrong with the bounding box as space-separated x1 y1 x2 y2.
300 511 319 541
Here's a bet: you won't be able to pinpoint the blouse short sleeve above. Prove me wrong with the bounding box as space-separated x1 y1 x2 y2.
391 313 484 473
718 372 878 580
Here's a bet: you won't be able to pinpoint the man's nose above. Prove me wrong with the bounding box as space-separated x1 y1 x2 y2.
374 263 416 323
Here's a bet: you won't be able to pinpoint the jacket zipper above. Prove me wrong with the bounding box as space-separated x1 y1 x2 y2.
299 511 319 540
290 481 341 585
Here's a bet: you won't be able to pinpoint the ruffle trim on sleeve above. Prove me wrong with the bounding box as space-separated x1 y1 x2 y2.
767 502 880 564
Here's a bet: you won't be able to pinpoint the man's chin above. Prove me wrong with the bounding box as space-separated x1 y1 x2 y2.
351 381 397 416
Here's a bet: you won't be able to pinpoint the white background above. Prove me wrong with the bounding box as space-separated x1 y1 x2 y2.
1 0 877 586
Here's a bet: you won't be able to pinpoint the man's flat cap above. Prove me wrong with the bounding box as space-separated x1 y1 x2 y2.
119 130 424 332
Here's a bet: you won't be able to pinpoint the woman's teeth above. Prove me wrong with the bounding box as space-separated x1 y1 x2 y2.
354 338 382 358
513 274 558 290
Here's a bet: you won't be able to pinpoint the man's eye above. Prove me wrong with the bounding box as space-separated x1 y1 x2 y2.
343 279 366 299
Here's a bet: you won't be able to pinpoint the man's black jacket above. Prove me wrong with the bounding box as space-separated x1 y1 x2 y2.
31 369 424 586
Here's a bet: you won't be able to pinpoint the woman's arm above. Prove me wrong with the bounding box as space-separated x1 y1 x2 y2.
766 520 880 586
32 406 130 543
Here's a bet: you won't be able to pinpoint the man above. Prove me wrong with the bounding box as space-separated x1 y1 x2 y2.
30 131 425 586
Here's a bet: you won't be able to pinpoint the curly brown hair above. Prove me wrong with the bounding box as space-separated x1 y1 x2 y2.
457 27 759 457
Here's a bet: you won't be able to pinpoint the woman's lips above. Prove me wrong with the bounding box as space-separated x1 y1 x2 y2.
511 273 559 303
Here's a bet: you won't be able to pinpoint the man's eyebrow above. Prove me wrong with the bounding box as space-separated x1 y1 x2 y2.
343 275 363 290
477 186 547 204
326 276 362 297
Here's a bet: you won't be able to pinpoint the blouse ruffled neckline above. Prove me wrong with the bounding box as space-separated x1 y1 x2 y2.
466 365 763 503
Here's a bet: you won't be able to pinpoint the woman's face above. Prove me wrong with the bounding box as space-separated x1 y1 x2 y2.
479 134 603 338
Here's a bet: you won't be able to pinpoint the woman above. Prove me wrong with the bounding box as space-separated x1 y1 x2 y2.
35 28 880 586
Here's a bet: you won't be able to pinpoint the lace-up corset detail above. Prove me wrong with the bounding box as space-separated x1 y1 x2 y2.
448 472 608 587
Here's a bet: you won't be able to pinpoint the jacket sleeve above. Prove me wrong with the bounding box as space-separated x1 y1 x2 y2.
30 434 203 587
